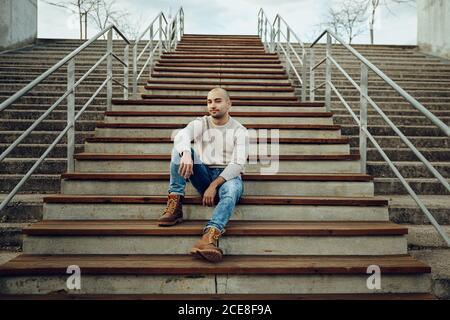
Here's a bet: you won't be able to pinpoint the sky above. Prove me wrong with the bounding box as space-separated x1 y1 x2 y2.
37 0 418 45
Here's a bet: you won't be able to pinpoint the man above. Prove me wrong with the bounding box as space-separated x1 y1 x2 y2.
158 87 249 263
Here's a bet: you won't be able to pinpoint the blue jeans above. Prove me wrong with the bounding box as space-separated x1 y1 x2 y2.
168 147 244 233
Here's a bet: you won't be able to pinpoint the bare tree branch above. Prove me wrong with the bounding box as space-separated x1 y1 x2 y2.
322 0 367 44
354 0 416 44
43 0 101 39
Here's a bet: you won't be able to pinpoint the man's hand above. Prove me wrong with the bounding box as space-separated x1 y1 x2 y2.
202 176 226 207
202 184 217 207
178 151 193 179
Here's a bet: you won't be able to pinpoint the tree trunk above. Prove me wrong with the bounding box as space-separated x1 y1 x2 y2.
79 16 83 39
84 13 88 39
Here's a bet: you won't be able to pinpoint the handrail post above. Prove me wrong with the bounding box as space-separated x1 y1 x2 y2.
276 16 281 54
159 14 163 56
132 45 138 97
149 25 154 77
123 44 129 99
301 50 307 102
309 47 315 102
360 63 369 174
106 28 113 111
286 28 291 75
166 21 170 53
67 59 75 173
325 32 332 112
264 19 267 51
180 10 184 38
173 17 178 50
257 13 261 37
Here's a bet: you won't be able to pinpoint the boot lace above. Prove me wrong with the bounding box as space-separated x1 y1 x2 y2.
163 198 177 215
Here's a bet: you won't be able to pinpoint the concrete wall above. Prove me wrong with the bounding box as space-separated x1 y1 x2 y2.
417 0 450 59
0 0 37 51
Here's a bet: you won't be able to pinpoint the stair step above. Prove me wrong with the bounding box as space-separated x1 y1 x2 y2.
21 219 407 255
43 194 384 205
0 254 430 274
144 85 293 91
95 122 340 139
146 79 292 86
73 152 360 173
104 111 330 117
155 59 282 65
22 220 406 236
74 153 359 161
61 172 372 181
140 94 299 101
0 293 438 300
103 111 334 125
59 172 374 197
95 122 339 130
153 68 286 75
83 137 350 156
161 54 278 60
85 137 349 144
42 194 388 221
112 98 321 107
111 104 326 113
151 72 288 79
0 254 431 294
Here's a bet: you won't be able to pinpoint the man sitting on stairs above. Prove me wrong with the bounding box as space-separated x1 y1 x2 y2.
158 87 249 263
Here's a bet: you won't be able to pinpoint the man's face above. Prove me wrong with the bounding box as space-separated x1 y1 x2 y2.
207 90 231 119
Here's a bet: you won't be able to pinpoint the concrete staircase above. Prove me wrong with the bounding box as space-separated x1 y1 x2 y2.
0 34 445 298
1 39 448 252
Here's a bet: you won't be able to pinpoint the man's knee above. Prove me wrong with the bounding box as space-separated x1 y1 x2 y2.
219 178 243 201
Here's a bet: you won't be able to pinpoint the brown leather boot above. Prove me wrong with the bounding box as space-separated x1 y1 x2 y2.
158 194 184 226
190 226 224 263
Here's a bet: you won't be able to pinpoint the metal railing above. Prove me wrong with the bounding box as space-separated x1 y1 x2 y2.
0 8 185 212
257 11 450 246
257 9 307 101
0 24 131 211
309 29 450 246
132 7 184 96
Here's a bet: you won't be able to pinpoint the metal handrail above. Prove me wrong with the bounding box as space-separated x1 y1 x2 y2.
0 24 131 212
309 28 450 246
257 9 307 101
132 7 184 96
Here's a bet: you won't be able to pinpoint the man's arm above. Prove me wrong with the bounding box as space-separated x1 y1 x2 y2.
174 119 203 179
219 127 249 181
202 128 249 206
174 119 202 155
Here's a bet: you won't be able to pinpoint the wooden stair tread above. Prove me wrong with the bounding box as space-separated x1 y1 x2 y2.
43 194 386 206
140 94 299 101
161 55 279 60
22 220 407 236
112 99 312 106
74 153 359 161
153 68 286 74
155 60 283 64
146 80 292 86
155 62 280 67
104 111 331 117
151 74 289 80
0 254 430 275
86 136 349 144
161 54 277 58
144 85 293 91
95 123 337 129
60 172 373 181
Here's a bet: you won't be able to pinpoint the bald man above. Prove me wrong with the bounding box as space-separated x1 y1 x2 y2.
158 88 249 263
